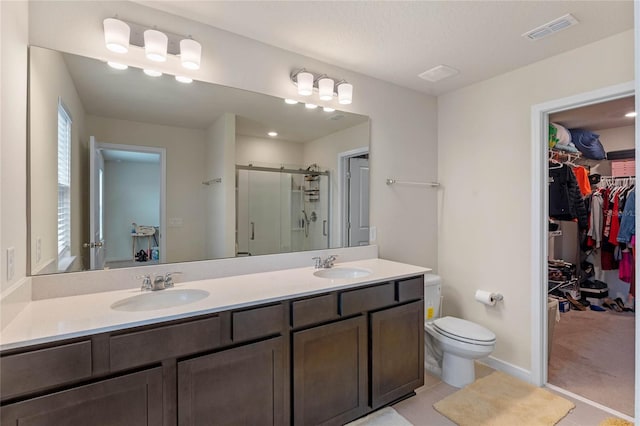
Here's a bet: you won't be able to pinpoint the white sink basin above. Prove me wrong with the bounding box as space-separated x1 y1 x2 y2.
111 289 210 312
313 267 372 279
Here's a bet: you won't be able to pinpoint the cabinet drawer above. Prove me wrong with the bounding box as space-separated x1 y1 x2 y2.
1 340 92 400
340 283 395 316
397 276 424 302
110 316 220 371
292 293 339 328
232 304 284 342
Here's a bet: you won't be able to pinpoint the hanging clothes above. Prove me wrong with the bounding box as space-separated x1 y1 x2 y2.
617 189 635 244
549 163 588 229
572 166 592 197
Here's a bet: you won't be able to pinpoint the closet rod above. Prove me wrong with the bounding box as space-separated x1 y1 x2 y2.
386 178 440 187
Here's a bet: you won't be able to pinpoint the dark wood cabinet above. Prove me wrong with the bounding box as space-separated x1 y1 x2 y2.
370 300 424 408
1 275 425 426
1 368 163 426
292 316 368 426
178 336 285 426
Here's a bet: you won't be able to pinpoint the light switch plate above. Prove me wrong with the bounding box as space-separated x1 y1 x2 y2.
7 247 15 281
369 226 377 242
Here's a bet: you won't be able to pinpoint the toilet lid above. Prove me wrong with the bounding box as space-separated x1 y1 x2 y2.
433 316 496 345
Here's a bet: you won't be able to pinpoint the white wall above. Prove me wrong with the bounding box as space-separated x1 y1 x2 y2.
29 47 87 274
304 122 370 247
437 30 634 371
236 135 304 167
204 113 236 258
1 1 28 293
86 115 207 263
28 0 439 270
599 125 635 152
104 160 160 262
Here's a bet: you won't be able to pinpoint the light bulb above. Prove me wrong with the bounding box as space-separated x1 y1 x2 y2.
180 38 201 70
107 61 128 70
144 29 168 62
175 75 193 84
297 72 314 96
284 99 298 105
305 103 318 109
144 69 162 77
103 18 130 54
318 78 334 101
338 83 353 105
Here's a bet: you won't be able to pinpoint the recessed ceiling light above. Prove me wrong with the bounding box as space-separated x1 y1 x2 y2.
107 61 128 70
144 69 162 77
323 106 336 112
305 103 318 109
625 111 637 118
418 65 459 82
268 131 278 137
175 75 193 84
284 98 298 105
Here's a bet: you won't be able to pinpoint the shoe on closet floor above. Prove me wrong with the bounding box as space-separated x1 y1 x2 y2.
566 294 587 311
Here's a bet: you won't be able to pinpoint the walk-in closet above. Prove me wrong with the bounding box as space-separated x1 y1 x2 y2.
546 96 635 417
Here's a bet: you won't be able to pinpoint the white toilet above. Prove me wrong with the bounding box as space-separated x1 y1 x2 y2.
423 274 496 388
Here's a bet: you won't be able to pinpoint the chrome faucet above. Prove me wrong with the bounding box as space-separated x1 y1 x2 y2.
312 255 338 269
139 272 181 291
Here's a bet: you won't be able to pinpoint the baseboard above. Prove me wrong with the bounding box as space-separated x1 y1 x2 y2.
482 355 532 384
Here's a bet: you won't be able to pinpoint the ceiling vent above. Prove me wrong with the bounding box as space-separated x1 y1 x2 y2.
522 14 579 41
418 65 459 83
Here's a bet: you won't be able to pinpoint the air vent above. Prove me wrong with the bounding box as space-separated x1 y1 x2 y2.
522 14 579 41
418 65 459 83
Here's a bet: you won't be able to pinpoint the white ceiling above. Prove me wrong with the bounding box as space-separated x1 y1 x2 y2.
137 1 634 96
550 96 636 131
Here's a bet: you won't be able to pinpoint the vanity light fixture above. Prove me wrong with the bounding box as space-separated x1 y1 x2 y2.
175 75 193 84
290 68 353 104
144 29 168 62
305 103 318 109
103 18 130 53
323 106 336 112
284 99 299 105
143 69 162 77
102 17 203 72
625 111 637 118
267 131 278 137
107 61 128 70
180 38 202 70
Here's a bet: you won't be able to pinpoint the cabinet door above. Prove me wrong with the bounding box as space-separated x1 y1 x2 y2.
293 316 367 426
1 368 163 426
370 300 424 409
178 337 284 426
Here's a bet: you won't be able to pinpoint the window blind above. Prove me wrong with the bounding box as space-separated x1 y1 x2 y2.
57 102 72 256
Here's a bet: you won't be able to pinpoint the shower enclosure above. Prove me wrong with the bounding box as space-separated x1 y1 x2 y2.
236 165 330 256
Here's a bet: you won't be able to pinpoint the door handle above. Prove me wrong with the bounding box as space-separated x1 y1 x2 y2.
323 220 328 237
251 222 255 240
83 242 104 248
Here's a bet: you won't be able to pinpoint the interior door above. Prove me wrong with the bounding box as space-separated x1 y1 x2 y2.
89 136 106 269
348 157 370 246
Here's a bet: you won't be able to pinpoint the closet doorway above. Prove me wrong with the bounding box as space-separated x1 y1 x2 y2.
531 82 637 422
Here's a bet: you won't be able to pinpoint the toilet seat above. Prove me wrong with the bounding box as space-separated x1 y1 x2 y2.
432 316 496 346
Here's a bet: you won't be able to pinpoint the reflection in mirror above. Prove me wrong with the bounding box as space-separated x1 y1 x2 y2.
28 46 370 275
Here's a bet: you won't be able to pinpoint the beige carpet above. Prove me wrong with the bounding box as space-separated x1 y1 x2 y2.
548 309 635 416
433 371 575 426
598 418 634 426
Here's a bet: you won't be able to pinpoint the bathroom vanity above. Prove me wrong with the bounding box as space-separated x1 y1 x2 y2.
0 259 427 425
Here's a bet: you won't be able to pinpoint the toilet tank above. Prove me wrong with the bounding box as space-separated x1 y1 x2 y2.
424 274 442 321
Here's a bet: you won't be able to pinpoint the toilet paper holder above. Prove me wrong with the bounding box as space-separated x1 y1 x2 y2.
492 293 504 302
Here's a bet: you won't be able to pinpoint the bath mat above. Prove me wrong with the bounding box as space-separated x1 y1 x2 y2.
599 418 634 426
433 371 574 426
346 407 413 426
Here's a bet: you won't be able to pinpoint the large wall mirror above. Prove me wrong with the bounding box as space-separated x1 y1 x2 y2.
29 46 370 276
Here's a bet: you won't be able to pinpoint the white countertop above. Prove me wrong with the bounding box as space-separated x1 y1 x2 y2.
0 259 429 351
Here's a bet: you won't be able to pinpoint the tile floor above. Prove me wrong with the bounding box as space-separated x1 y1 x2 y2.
393 364 630 426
